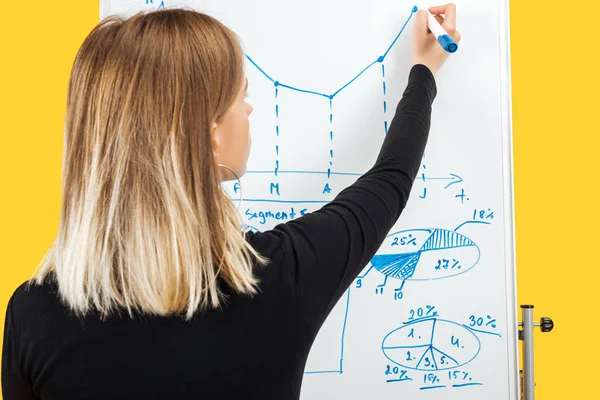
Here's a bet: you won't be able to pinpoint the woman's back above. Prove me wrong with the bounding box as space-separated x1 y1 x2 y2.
5 241 311 399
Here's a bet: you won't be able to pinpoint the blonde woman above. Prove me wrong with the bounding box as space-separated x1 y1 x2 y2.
2 4 459 399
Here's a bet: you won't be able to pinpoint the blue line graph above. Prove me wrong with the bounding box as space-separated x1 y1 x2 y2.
244 5 418 180
150 1 416 104
245 5 418 100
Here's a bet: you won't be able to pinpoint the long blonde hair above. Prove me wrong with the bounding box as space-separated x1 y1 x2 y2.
33 9 265 320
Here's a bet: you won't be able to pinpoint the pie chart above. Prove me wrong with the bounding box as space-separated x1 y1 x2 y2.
371 228 480 281
381 318 481 371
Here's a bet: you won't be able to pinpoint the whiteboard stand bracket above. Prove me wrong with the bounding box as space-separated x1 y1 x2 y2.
518 305 554 400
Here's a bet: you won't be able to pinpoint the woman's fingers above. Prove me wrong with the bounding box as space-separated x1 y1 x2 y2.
428 3 454 16
428 3 457 34
413 9 430 37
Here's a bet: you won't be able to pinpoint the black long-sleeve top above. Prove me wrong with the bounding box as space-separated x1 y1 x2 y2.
2 64 436 400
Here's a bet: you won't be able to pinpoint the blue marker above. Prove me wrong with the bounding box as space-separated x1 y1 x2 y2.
426 10 458 53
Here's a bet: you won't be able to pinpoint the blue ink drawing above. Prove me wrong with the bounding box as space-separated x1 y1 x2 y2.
358 229 481 293
241 223 350 375
245 5 417 101
148 0 165 10
304 288 351 375
382 318 482 371
230 171 464 205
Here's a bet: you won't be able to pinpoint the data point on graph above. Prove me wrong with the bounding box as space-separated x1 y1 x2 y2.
412 5 419 12
274 81 280 87
378 56 384 63
329 94 334 100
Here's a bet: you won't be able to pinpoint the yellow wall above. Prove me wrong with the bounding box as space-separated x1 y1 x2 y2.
1 1 597 398
511 0 600 397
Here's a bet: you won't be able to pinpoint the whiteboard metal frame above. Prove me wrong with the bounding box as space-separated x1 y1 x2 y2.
498 0 520 399
99 1 521 398
99 0 108 19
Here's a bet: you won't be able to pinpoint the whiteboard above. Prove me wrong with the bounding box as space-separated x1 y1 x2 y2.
101 1 519 399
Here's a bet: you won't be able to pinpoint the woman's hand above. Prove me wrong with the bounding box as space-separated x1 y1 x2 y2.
412 3 461 75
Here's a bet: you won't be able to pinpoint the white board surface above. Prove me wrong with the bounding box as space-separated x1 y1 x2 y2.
101 1 519 399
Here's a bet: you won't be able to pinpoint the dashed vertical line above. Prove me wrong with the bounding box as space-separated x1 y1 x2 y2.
274 83 280 177
381 63 388 134
328 99 333 179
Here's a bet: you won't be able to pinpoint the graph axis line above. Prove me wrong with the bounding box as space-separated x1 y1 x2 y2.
304 287 350 375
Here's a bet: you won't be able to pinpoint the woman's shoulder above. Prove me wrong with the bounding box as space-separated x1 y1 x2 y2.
10 274 58 301
6 275 64 325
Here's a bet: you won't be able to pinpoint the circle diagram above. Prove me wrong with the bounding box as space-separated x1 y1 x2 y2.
381 318 481 371
371 229 480 281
